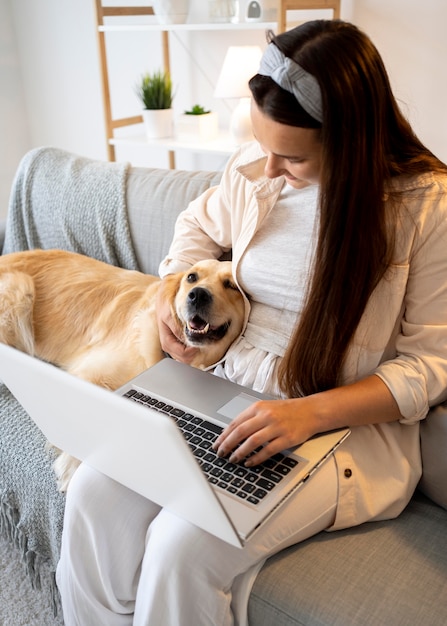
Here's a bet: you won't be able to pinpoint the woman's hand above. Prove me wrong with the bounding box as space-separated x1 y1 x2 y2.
213 375 402 466
213 397 318 466
156 278 199 364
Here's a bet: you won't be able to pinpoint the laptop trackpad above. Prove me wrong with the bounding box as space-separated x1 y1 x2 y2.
217 393 259 420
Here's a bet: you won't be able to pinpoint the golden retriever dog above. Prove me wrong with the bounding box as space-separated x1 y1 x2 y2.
0 249 245 490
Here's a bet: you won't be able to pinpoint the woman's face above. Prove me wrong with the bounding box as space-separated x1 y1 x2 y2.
251 101 322 189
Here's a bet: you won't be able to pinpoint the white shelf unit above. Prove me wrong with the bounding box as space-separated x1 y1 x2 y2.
94 1 340 169
94 4 276 168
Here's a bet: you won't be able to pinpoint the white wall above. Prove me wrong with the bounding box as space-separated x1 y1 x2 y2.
0 0 31 220
1 0 446 221
349 0 447 164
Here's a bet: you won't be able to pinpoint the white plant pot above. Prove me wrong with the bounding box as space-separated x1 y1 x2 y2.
142 109 174 139
152 0 190 24
176 112 219 142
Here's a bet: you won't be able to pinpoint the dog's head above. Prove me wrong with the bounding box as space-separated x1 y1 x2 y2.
164 260 245 368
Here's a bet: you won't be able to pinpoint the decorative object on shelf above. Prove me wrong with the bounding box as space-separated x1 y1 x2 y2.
176 105 219 141
214 45 262 145
246 1 262 20
152 0 190 24
208 0 237 23
135 70 174 139
233 0 276 23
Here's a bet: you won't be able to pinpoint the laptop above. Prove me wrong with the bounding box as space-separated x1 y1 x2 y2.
0 343 350 548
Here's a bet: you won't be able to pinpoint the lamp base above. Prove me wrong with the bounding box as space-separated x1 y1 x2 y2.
229 97 254 145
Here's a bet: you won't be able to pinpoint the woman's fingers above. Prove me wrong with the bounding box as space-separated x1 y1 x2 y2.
213 399 309 466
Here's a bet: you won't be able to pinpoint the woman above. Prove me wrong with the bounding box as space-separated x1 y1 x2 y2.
57 20 447 625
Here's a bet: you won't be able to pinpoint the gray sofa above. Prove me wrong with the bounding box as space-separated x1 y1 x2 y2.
1 147 447 625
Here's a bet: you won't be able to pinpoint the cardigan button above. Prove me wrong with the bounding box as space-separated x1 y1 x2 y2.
344 468 352 478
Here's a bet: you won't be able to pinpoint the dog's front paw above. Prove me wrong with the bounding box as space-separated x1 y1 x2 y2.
52 451 81 492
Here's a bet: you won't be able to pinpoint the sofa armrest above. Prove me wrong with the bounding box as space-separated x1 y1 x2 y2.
419 401 447 509
0 219 5 254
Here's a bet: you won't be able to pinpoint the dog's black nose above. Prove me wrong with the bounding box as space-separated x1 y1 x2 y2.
188 287 211 308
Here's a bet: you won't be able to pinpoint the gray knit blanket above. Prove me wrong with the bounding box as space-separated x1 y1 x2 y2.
2 146 138 269
0 147 139 610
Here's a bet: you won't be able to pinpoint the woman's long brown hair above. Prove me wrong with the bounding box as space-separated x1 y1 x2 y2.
249 20 447 398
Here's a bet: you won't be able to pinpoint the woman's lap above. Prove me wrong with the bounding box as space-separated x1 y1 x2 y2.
57 456 338 626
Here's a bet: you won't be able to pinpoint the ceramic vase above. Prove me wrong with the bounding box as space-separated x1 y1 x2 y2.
208 0 237 22
152 0 190 24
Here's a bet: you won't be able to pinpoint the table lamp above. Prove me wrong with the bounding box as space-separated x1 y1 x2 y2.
214 45 263 145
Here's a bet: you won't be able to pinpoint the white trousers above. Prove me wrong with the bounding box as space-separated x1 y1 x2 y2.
56 458 338 626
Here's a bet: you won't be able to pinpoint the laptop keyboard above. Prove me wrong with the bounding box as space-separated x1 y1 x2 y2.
123 389 299 506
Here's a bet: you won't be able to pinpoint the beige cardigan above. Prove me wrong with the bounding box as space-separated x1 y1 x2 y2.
160 142 447 530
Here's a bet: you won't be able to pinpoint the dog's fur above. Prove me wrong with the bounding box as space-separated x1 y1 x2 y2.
0 249 245 489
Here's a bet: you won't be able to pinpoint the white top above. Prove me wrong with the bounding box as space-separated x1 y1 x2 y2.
214 183 318 396
238 182 318 357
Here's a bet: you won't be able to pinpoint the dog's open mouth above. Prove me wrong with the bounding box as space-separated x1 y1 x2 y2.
185 315 230 343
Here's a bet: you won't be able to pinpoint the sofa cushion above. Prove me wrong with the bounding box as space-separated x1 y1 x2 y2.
248 492 447 625
126 167 222 276
419 401 447 509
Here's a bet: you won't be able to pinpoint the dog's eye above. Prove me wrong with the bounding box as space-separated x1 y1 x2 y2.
223 278 238 291
187 273 198 283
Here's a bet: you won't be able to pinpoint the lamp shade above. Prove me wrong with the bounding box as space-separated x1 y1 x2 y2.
214 46 263 99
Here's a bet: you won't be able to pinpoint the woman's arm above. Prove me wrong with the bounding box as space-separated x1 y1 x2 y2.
214 374 402 465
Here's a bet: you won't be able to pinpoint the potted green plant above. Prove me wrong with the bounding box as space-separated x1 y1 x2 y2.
176 104 218 142
184 104 211 115
135 70 174 139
